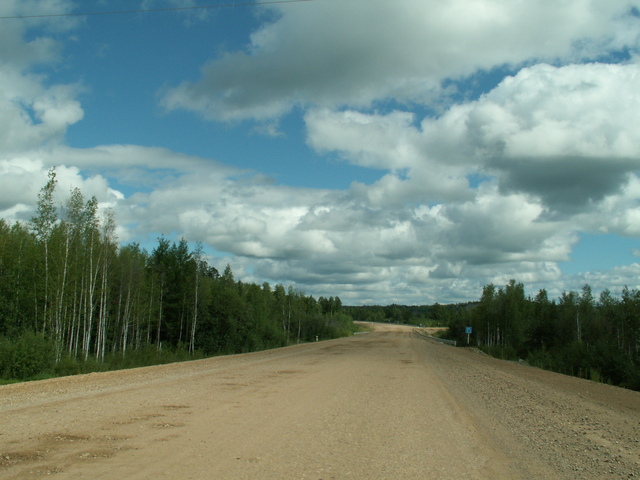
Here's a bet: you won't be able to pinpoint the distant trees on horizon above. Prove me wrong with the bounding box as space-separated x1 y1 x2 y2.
347 281 640 391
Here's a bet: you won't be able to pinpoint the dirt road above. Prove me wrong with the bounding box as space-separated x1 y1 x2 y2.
1 323 639 479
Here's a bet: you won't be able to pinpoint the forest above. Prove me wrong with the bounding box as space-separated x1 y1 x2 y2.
446 280 640 391
345 304 444 326
0 169 354 382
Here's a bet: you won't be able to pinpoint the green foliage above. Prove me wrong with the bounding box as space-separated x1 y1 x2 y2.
0 175 356 383
0 336 12 378
481 344 518 361
445 280 640 391
345 303 448 326
96 344 204 372
526 349 559 371
54 354 82 377
0 332 55 380
31 168 58 242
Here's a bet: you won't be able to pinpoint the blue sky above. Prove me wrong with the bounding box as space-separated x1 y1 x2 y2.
59 3 382 190
2 0 640 305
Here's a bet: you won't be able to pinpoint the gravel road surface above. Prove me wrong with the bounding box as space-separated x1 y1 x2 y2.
1 323 639 479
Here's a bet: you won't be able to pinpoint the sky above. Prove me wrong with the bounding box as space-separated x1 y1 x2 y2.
2 0 640 305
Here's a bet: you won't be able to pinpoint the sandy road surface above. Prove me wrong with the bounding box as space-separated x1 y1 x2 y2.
1 324 639 479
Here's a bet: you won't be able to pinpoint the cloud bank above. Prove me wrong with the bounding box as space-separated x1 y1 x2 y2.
160 0 640 120
2 0 640 304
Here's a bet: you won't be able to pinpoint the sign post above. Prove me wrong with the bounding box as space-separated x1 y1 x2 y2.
465 326 472 345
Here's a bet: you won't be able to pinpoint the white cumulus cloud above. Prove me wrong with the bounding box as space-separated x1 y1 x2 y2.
159 0 640 121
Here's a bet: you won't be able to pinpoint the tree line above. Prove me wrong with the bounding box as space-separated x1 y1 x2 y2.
345 304 446 326
446 279 640 390
0 169 354 381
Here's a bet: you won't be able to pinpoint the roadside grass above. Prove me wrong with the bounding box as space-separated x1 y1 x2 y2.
426 327 449 338
0 334 208 384
0 320 361 385
352 321 374 333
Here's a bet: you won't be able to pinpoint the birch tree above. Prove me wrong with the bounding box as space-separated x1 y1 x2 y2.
30 167 58 334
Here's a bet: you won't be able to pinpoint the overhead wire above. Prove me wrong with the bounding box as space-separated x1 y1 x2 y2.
0 0 317 19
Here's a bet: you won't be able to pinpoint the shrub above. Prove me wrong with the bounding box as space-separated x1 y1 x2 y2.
9 332 54 379
0 336 14 378
54 354 81 377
